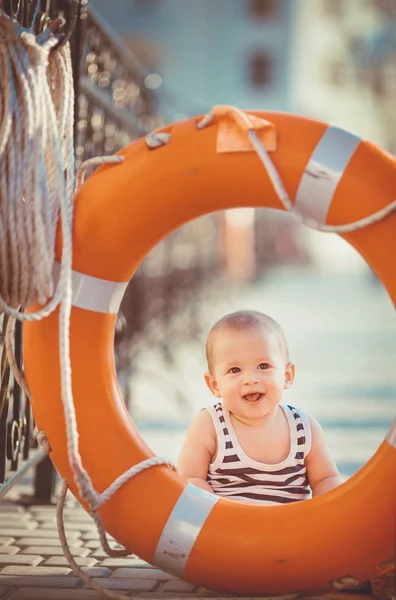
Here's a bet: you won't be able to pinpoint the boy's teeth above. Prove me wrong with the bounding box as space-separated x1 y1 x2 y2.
244 393 261 402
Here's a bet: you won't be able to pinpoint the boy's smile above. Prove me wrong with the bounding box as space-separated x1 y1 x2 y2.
243 392 264 403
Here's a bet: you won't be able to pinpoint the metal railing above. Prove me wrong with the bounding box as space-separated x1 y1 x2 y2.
74 4 164 167
0 0 221 500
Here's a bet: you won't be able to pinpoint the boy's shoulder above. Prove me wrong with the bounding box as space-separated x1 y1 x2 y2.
284 403 313 422
191 406 217 429
184 407 217 452
285 403 305 413
199 401 224 417
283 405 325 445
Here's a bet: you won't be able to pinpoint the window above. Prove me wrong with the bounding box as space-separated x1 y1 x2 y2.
327 60 346 86
355 68 369 87
372 67 385 96
386 142 396 156
373 0 395 16
248 0 277 20
348 35 368 59
133 0 160 11
323 0 343 17
249 51 273 88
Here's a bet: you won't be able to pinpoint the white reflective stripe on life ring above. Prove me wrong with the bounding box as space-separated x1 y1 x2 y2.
52 261 128 314
154 483 219 577
295 126 361 223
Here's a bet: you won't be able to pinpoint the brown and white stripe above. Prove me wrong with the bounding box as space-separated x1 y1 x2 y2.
206 402 312 505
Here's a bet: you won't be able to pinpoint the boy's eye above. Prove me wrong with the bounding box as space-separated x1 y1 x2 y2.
228 367 240 374
258 363 270 370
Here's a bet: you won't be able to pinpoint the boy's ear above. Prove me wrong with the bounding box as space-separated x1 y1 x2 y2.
284 362 295 390
204 372 221 398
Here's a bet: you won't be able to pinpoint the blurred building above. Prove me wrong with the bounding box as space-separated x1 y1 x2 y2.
290 0 396 271
88 0 396 143
290 0 395 149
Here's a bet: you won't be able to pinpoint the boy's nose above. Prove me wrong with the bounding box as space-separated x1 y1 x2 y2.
244 372 259 385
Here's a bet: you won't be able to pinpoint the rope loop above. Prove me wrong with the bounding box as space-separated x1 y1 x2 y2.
57 481 133 600
246 128 396 234
75 155 125 190
145 131 171 149
197 106 396 234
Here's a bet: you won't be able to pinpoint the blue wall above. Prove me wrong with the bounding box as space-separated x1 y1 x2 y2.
90 0 295 120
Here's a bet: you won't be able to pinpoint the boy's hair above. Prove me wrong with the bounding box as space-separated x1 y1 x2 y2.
206 310 290 373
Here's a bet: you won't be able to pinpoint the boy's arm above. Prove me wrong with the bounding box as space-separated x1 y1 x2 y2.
178 409 216 494
305 416 342 497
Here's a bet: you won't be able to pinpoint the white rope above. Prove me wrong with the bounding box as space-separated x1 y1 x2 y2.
0 13 74 317
197 107 396 233
5 315 31 399
56 481 137 600
75 155 124 189
246 129 396 234
145 131 171 149
90 456 176 510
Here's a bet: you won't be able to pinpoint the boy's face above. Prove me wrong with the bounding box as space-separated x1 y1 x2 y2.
205 327 294 422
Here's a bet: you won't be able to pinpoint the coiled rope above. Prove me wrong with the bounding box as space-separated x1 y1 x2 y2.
0 12 74 314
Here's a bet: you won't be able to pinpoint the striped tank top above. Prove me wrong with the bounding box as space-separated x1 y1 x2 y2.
206 402 312 505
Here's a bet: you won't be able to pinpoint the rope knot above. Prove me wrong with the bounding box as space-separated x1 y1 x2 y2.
73 469 100 508
146 132 171 149
19 30 56 67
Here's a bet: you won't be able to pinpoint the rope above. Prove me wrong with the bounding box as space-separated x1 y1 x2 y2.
5 315 31 399
247 128 396 234
196 106 396 233
146 131 171 149
56 455 176 566
0 315 11 421
0 11 74 316
75 155 124 190
57 481 136 600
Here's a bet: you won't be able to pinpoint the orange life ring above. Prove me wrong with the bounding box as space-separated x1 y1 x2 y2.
24 108 396 596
